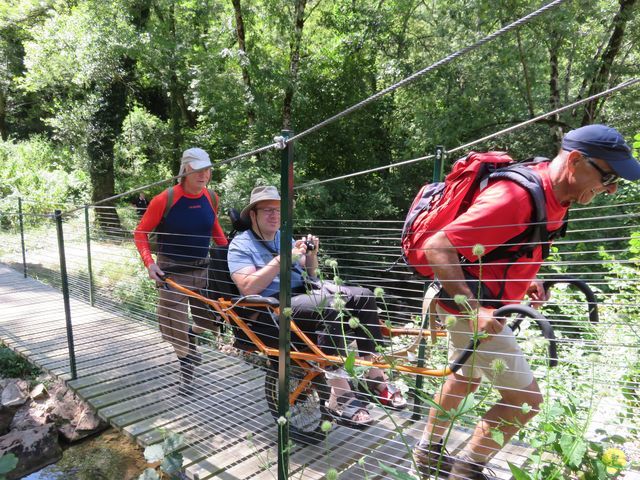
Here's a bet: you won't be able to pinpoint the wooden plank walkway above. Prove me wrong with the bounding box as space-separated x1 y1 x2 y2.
0 263 538 479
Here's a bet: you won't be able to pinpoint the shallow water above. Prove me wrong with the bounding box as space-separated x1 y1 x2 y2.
22 428 148 480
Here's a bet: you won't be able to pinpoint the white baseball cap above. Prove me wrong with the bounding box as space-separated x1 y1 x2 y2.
178 148 212 177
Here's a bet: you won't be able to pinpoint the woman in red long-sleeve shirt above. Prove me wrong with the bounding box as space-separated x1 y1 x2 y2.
134 147 228 396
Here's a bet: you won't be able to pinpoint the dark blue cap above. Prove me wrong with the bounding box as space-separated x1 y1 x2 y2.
561 124 640 180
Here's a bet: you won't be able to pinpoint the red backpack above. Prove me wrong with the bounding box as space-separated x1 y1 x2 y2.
401 151 567 278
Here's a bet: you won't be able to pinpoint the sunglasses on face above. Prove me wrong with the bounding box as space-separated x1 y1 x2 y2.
584 156 619 186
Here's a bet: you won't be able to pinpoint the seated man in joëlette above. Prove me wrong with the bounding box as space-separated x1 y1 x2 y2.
227 185 407 427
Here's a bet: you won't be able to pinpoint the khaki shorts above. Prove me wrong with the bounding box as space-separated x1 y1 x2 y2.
436 303 534 390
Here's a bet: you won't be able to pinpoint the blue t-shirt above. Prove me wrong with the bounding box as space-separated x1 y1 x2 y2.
227 230 305 298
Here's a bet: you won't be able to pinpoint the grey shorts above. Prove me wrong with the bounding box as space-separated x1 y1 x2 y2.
437 304 534 390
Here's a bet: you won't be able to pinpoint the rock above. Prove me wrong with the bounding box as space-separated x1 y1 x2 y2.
58 405 107 442
9 402 47 431
29 383 47 400
1 381 28 408
0 423 62 479
32 382 108 443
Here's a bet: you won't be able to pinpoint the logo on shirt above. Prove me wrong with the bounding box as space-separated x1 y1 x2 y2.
188 205 202 209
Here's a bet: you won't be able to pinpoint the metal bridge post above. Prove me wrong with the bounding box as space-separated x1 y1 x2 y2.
412 145 445 420
54 210 78 380
18 197 27 278
278 130 294 480
84 205 95 306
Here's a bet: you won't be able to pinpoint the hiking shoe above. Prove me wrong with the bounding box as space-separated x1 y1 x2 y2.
411 441 454 478
449 456 497 480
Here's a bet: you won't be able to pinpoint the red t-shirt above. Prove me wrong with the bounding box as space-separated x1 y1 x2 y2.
443 162 568 304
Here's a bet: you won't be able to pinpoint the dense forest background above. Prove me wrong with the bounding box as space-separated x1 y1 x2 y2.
1 0 639 228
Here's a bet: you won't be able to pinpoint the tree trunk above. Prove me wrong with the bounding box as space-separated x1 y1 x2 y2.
580 0 637 125
517 30 535 118
0 89 6 141
231 0 256 126
548 37 563 148
87 63 130 234
282 0 307 131
88 0 152 233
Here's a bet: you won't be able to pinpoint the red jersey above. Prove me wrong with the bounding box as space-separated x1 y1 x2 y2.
443 162 568 303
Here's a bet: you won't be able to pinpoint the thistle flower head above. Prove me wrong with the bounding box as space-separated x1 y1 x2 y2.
453 294 468 306
490 358 507 375
348 317 360 329
321 420 332 432
472 243 486 257
333 296 346 311
277 416 287 426
326 468 339 480
445 315 457 329
374 287 385 298
325 259 338 269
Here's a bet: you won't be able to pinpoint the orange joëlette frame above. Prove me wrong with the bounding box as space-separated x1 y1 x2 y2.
164 277 454 405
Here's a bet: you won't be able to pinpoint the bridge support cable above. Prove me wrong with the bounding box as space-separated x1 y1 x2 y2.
285 0 569 145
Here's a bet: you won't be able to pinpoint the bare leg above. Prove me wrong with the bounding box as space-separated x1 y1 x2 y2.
421 372 482 443
463 378 543 460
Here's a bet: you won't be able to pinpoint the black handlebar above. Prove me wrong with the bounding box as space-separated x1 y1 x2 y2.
449 304 557 374
542 278 598 324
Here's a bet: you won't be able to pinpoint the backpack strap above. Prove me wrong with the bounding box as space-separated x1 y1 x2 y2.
161 187 175 222
207 188 219 213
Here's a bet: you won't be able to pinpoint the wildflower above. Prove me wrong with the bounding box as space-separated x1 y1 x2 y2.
333 275 343 286
445 315 457 329
277 416 287 426
472 243 486 257
602 447 627 473
348 317 360 329
490 358 507 376
521 403 532 414
282 307 293 319
321 420 332 432
453 294 468 306
358 457 366 466
326 468 339 480
325 258 338 269
374 287 385 298
333 296 346 311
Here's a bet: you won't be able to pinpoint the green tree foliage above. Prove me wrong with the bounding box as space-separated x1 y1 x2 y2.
0 0 637 230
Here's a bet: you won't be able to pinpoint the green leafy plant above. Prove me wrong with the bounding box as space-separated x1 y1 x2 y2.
0 454 18 480
138 431 185 480
0 343 41 379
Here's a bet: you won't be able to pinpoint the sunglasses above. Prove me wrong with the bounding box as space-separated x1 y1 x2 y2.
584 157 619 186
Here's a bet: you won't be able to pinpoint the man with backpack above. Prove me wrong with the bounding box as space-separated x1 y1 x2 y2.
410 125 640 479
134 148 228 396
